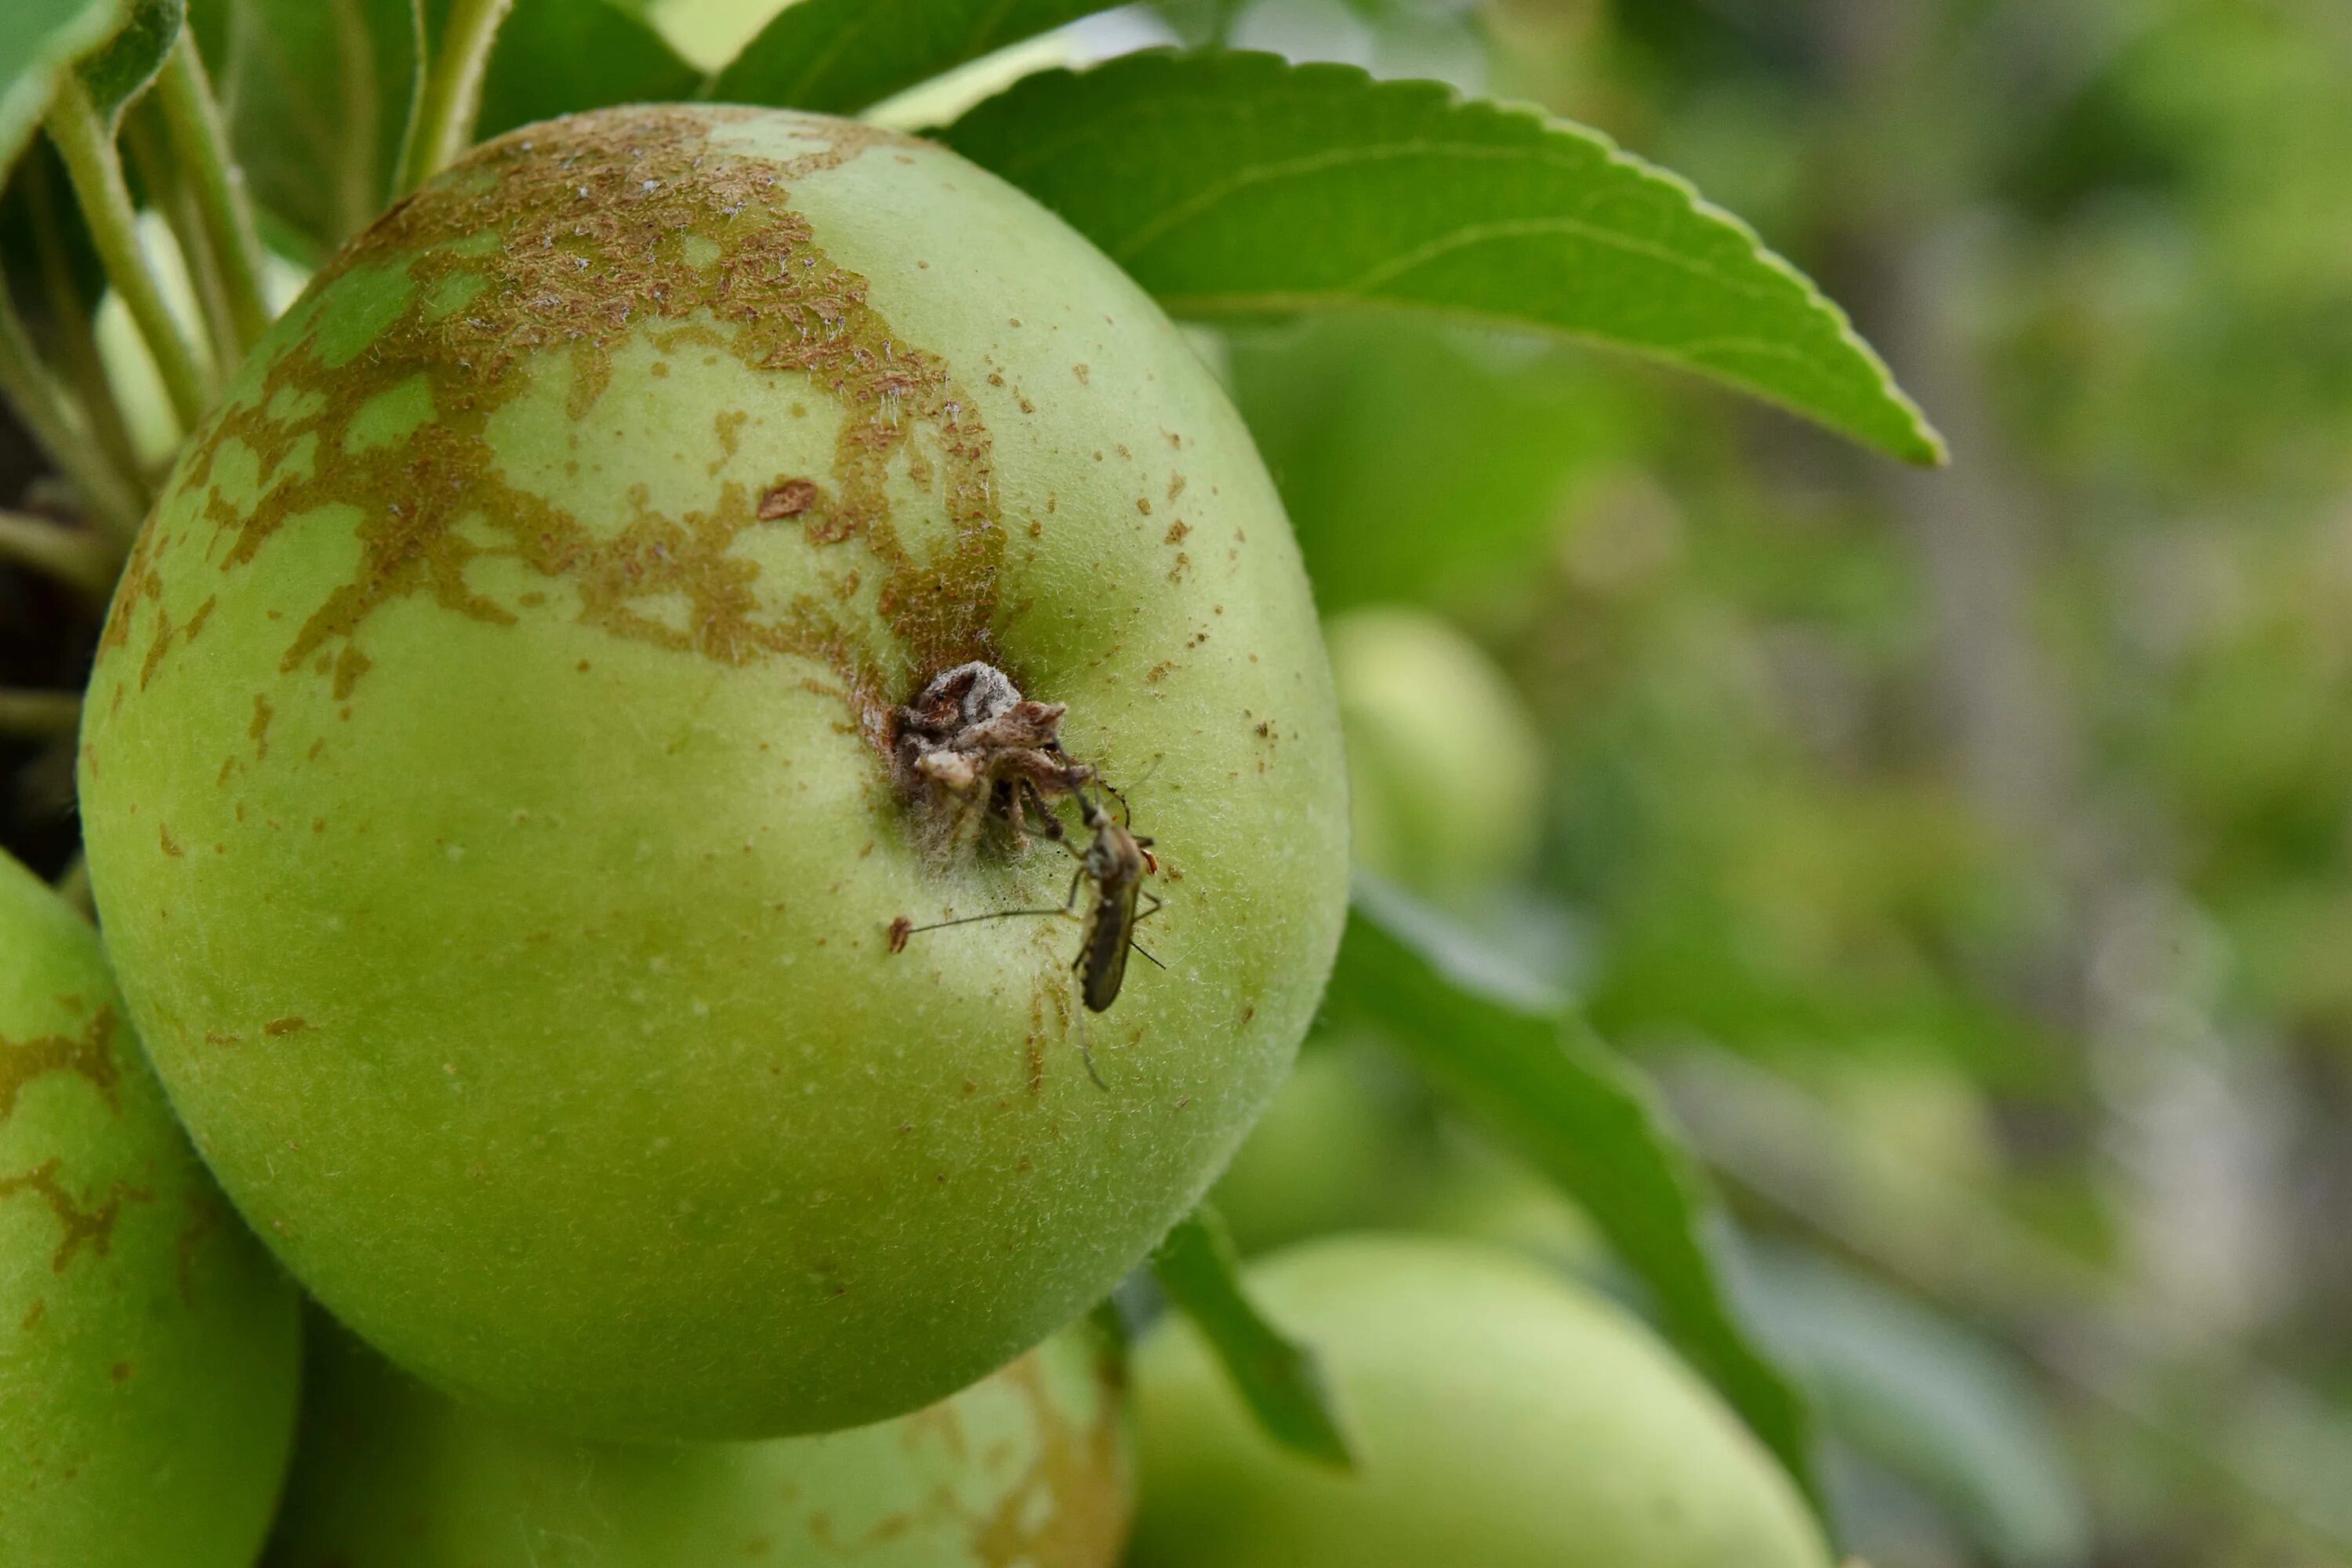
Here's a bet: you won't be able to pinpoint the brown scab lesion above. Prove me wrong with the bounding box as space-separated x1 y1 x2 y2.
966 1353 1130 1567
757 478 820 521
138 107 1006 755
0 1008 122 1123
0 1157 151 1272
807 1348 1124 1563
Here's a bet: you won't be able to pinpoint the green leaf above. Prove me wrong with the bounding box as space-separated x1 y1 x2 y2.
194 0 417 260
706 0 1118 116
475 0 698 141
1328 873 1827 1512
73 0 182 127
944 51 1946 466
2 0 130 177
1228 314 1629 611
1749 1249 2092 1568
1150 1204 1356 1471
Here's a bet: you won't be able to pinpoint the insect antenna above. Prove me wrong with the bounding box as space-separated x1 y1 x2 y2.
900 905 1074 935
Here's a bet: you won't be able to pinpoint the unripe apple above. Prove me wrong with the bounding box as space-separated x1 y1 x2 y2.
1209 1036 1430 1254
264 1316 1131 1567
78 106 1348 1441
1325 607 1544 902
1127 1234 1831 1568
0 850 301 1567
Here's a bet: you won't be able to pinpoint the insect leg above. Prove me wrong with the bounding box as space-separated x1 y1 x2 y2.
902 904 1076 935
1126 889 1169 967
1067 971 1109 1091
1019 779 1067 843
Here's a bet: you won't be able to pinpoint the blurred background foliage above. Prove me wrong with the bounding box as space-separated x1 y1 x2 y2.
10 0 2352 1562
1167 0 2352 1563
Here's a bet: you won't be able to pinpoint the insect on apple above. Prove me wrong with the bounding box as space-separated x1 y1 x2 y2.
891 772 1165 1087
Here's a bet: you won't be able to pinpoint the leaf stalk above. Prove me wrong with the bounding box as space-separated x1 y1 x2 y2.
0 289 147 539
394 0 517 194
0 509 124 596
44 74 214 431
22 151 147 487
152 33 273 357
0 688 85 739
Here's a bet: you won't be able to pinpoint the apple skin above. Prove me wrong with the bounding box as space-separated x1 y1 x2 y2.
1127 1234 1831 1568
0 851 302 1567
264 1316 1131 1568
77 106 1348 1441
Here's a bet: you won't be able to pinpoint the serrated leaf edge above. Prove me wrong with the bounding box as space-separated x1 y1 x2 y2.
953 49 1948 466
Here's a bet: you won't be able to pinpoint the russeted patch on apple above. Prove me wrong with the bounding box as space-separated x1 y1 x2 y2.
0 851 301 1568
78 105 1348 1442
265 1318 1131 1568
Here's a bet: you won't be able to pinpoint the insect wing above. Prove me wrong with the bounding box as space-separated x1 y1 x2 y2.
1079 876 1139 1011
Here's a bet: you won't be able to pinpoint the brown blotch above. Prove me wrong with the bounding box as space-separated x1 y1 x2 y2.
712 408 746 467
263 1016 311 1036
1163 520 1189 546
0 1159 151 1272
758 478 820 520
0 1009 121 1123
967 1354 1131 1566
152 108 1005 750
158 824 183 857
806 1349 1125 1563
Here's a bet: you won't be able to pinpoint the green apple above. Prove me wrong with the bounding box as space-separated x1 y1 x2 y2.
265 1316 1131 1567
1128 1233 1831 1568
1326 607 1544 902
78 106 1348 1441
0 850 301 1567
1209 1036 1431 1255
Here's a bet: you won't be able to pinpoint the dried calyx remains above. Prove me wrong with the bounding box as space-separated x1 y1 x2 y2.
893 662 1097 855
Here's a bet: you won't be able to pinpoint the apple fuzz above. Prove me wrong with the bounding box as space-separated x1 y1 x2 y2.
77 105 1349 1443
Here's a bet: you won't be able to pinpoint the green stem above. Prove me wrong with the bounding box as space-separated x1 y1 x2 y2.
154 33 273 356
45 74 213 431
0 289 147 539
124 101 238 376
0 510 124 597
23 151 148 487
0 689 84 739
394 0 516 194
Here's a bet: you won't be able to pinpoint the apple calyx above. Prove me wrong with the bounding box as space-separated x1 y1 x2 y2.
893 662 1094 856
